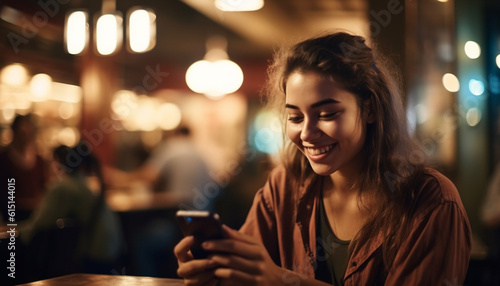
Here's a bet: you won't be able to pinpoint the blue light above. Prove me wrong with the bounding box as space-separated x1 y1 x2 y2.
468 79 485 96
254 128 282 154
251 109 283 154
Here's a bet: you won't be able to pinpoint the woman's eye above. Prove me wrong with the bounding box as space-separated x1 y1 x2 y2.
319 112 339 120
287 116 303 123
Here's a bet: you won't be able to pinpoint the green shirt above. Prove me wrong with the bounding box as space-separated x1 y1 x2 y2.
315 193 351 286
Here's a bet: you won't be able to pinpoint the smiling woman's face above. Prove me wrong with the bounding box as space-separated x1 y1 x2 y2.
285 70 371 177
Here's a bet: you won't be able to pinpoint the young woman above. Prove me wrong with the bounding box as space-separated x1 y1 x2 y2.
174 32 471 285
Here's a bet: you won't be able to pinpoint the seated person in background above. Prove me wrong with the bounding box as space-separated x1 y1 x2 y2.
174 32 471 285
106 126 216 211
0 114 48 222
106 126 216 277
21 142 124 274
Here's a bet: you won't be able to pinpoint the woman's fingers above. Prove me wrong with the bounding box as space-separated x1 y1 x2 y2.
202 231 264 260
209 254 261 275
214 268 260 286
177 259 218 277
203 240 260 259
183 271 217 286
174 235 195 262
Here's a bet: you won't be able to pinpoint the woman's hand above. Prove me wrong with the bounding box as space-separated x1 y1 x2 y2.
203 225 286 286
174 235 220 286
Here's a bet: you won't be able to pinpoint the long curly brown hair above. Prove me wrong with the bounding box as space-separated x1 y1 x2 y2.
263 31 427 271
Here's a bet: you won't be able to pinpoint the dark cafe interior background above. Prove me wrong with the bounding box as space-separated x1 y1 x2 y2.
0 0 500 285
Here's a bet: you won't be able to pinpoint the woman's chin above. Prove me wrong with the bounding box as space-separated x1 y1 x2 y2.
309 164 336 176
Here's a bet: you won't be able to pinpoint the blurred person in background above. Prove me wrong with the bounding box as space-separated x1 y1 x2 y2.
20 142 124 279
106 126 215 211
105 126 216 277
0 114 48 222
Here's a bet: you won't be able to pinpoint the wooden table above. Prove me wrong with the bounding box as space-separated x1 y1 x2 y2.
17 273 185 286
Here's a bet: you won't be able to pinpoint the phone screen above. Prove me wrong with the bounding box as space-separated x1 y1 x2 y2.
176 210 226 259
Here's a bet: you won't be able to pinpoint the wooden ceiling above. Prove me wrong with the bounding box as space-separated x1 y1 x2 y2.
0 0 369 88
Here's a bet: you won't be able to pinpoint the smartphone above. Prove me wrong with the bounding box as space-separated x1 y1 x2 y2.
176 210 226 259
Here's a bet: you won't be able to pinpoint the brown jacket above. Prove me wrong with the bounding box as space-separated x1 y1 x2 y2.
240 166 471 285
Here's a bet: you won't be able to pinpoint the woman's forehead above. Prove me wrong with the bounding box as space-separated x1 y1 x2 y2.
285 71 358 105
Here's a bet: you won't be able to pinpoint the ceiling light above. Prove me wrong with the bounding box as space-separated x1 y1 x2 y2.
215 0 264 11
65 11 88 55
128 8 156 53
64 0 155 56
95 12 123 55
185 37 244 99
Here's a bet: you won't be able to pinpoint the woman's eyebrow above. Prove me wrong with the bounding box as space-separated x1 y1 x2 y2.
285 98 340 109
311 98 340 108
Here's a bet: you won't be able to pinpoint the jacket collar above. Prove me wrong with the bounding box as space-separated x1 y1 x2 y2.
295 175 384 278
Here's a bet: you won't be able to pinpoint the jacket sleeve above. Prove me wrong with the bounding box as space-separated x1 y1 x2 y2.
385 200 471 285
239 169 281 265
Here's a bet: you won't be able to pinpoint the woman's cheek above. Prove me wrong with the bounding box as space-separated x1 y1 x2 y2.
286 124 301 145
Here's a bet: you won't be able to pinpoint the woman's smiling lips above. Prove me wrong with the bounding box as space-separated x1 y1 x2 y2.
303 143 337 161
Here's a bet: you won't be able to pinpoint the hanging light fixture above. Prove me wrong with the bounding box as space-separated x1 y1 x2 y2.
127 7 156 53
95 16 122 55
65 10 89 55
64 0 156 56
94 0 122 56
185 37 244 99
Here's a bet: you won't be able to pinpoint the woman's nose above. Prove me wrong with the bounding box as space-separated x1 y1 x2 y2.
300 118 321 142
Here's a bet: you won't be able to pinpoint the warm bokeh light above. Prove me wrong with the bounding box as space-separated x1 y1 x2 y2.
468 79 485 96
464 41 481 59
496 54 500 69
96 13 123 55
1 63 29 86
57 127 80 147
132 97 157 131
466 107 481 127
211 60 244 97
128 8 156 53
215 0 264 11
0 128 13 146
50 82 83 103
186 60 212 94
113 92 177 132
155 103 182 130
111 90 138 118
30 73 52 101
185 59 244 98
442 73 460 92
58 102 75 119
1 103 16 122
65 11 88 55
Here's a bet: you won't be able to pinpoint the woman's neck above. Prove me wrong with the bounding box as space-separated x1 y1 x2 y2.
328 172 358 198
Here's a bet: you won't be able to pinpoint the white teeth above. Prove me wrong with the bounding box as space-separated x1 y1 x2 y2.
306 144 335 155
